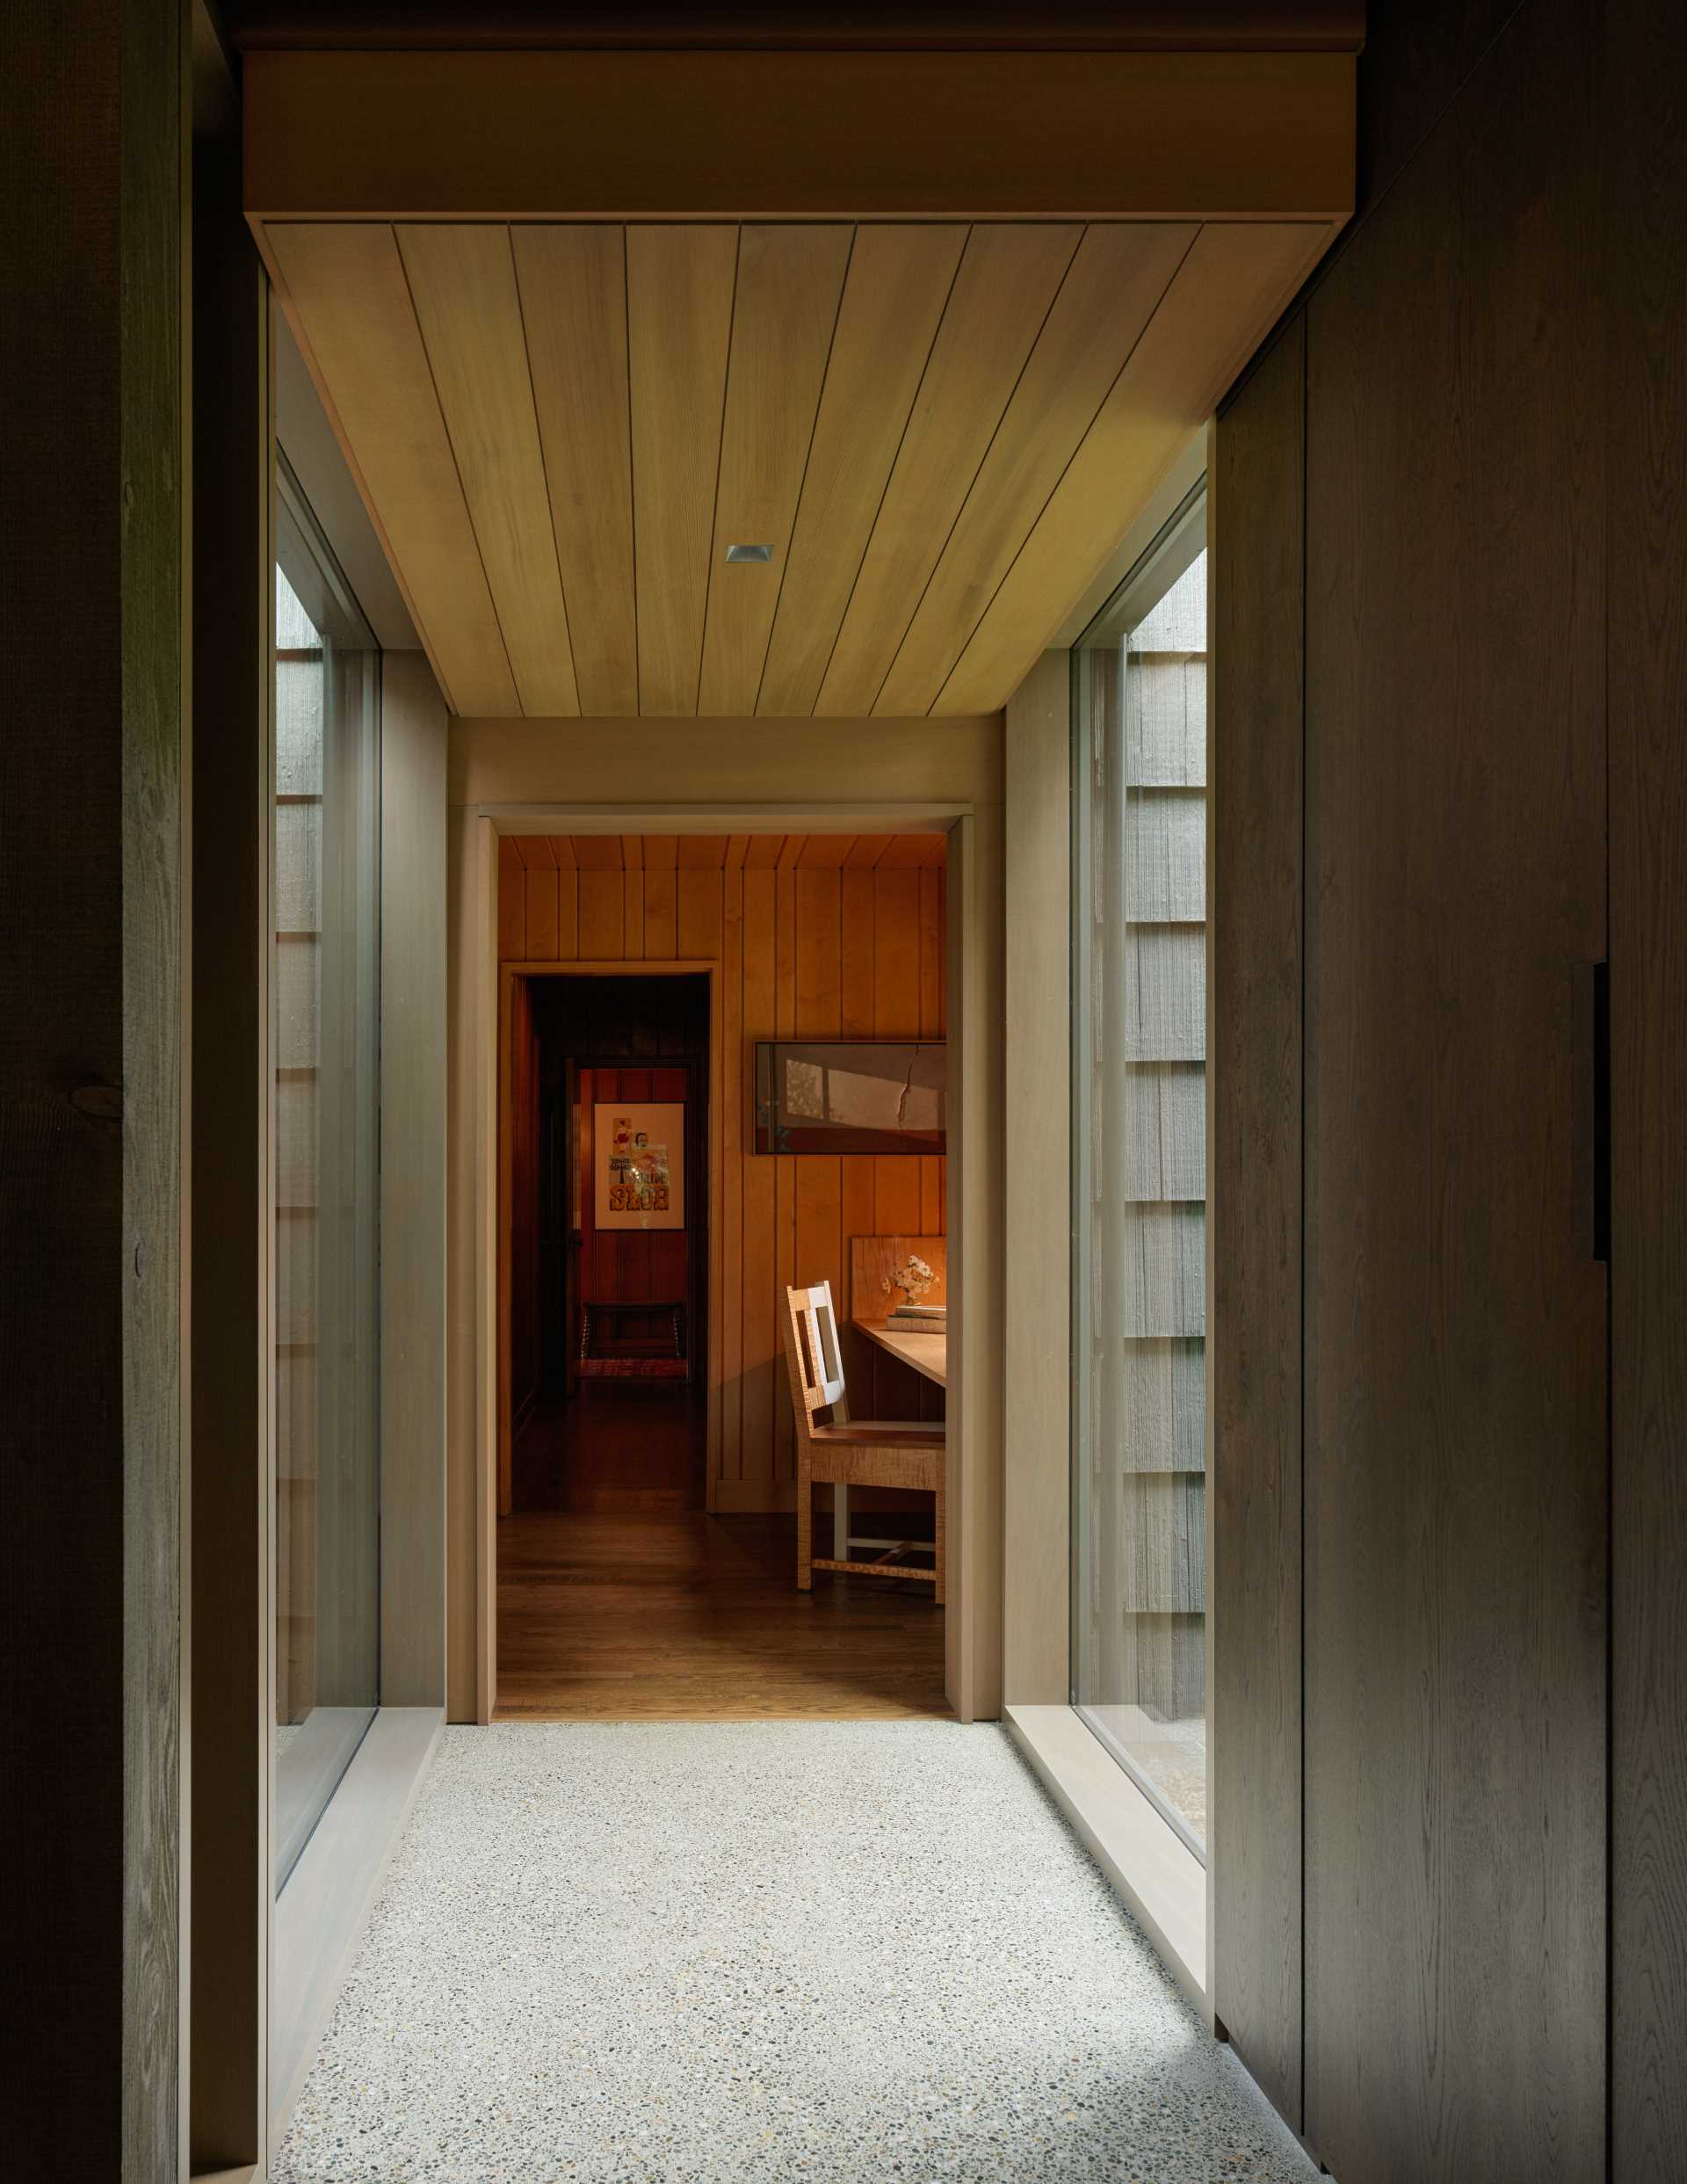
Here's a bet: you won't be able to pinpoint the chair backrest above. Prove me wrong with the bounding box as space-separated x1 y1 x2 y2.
781 1281 851 1436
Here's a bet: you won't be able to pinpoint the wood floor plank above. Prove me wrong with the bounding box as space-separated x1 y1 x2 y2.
502 1384 944 1718
496 1506 946 1720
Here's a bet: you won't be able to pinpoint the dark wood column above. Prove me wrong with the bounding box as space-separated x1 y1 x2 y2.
0 0 187 2173
1608 2 1687 2172
1212 312 1306 2134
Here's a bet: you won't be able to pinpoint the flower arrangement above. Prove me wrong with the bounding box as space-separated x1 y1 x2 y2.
882 1253 938 1303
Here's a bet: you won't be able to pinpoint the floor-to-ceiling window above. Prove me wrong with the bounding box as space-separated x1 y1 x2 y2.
272 457 382 1890
1072 486 1209 1857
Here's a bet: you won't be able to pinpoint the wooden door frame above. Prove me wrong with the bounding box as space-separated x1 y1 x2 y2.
471 800 996 1725
497 961 720 1524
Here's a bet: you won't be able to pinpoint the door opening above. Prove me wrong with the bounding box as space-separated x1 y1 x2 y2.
490 830 954 1721
511 972 710 1517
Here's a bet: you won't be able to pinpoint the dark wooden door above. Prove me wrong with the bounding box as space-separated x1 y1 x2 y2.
1301 4 1608 2177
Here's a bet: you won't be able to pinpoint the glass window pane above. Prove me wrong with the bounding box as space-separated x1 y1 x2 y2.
1073 492 1209 1858
272 469 381 1894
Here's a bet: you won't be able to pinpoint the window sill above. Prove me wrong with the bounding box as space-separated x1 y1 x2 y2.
1005 1702 1206 2015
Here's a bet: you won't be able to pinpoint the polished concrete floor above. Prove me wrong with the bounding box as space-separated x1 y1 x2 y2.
272 1722 1317 2184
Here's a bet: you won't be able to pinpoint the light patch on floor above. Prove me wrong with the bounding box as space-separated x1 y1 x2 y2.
272 1723 1314 2183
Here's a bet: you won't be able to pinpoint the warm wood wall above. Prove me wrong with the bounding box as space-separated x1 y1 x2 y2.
1213 2 1687 2178
499 831 947 1509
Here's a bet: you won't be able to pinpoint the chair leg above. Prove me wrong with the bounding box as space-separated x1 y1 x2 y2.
933 1479 946 1606
833 1481 851 1563
797 1453 813 1591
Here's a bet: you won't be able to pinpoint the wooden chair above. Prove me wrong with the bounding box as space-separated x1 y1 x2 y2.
781 1281 945 1600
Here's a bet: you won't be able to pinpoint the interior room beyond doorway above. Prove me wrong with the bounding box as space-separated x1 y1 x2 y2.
495 831 952 1720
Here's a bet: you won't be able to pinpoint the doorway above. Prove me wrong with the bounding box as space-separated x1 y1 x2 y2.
489 829 955 1721
512 972 710 1518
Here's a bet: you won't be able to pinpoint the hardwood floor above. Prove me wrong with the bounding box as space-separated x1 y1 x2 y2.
497 1512 947 1719
498 1385 947 1719
513 1382 706 1513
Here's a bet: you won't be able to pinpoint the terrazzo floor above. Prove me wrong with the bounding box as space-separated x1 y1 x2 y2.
272 1722 1316 2184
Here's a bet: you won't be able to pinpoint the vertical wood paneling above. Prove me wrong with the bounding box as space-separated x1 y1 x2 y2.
721 865 745 1477
873 867 923 1022
1213 314 1305 2128
497 835 525 959
1609 2 1687 2169
644 873 677 959
1301 8 1607 2175
919 862 945 1261
793 867 843 1349
622 869 645 957
773 859 798 1478
740 866 778 1481
524 862 559 961
553 836 578 959
499 835 945 1501
840 867 875 1034
677 867 723 959
577 868 625 959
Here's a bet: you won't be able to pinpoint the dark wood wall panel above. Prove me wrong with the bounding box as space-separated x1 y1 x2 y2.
1 4 126 2165
1301 4 1607 2177
1608 2 1687 2172
1212 312 1305 2131
188 76 267 2172
2 0 185 2173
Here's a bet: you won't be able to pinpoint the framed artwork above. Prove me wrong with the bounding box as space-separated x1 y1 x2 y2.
593 1101 685 1230
752 1040 945 1155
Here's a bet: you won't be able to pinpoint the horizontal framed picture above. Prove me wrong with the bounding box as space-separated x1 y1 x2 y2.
752 1040 945 1155
593 1101 685 1230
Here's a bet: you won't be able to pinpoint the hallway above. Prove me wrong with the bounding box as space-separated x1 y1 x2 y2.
272 1723 1314 2184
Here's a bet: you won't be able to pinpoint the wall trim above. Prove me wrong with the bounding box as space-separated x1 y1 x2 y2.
1003 652 1072 1705
269 1706 443 2143
469 802 998 1725
1006 1703 1206 2013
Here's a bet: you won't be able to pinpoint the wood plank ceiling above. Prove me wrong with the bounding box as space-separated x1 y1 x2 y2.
272 219 1327 718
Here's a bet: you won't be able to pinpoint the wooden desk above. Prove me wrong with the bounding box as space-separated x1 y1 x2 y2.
854 1316 947 1389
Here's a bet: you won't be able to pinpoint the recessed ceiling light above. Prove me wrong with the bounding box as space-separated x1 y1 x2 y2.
725 543 774 563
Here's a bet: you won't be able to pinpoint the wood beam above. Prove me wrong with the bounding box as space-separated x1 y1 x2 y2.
244 48 1355 222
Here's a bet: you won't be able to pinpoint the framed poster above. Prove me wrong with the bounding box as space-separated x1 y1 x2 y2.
593 1102 685 1230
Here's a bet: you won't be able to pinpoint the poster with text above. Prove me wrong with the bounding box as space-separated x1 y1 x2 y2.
593 1102 685 1230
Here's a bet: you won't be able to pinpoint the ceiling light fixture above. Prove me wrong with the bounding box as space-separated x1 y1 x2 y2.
724 543 774 563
